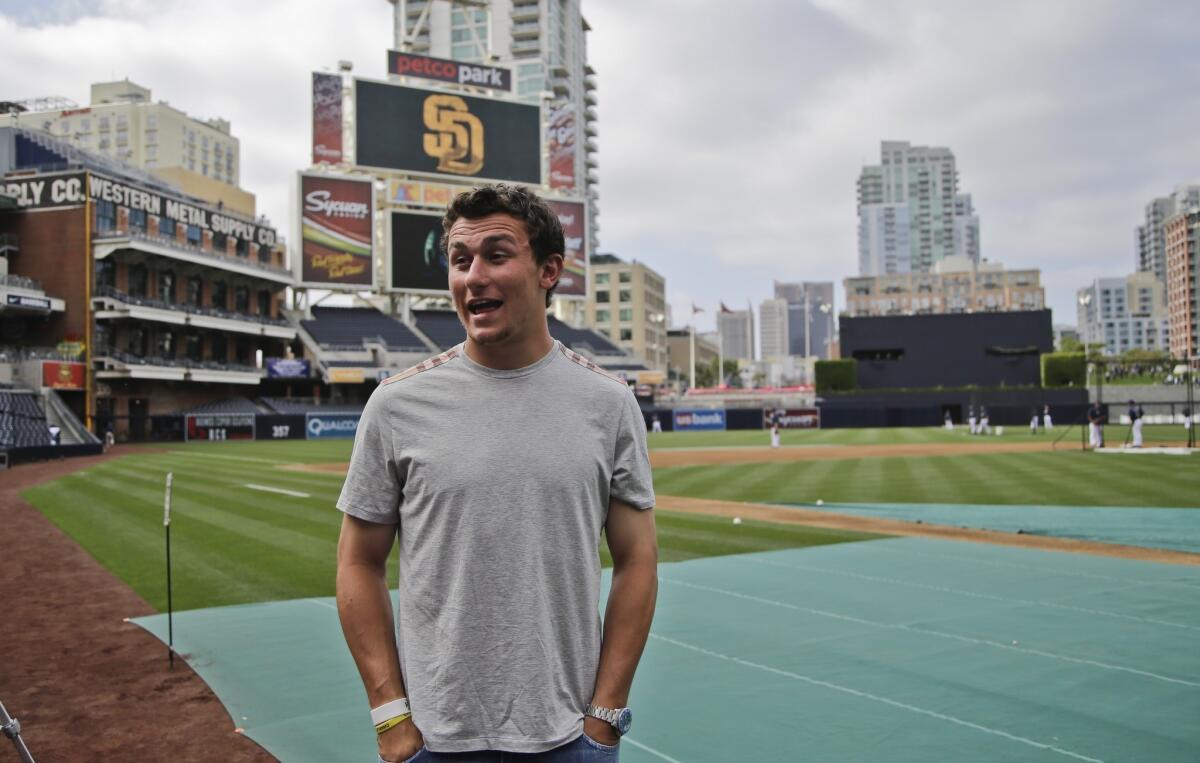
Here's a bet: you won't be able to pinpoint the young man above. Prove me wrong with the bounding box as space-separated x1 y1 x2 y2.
1087 401 1106 449
1128 399 1144 448
335 184 658 762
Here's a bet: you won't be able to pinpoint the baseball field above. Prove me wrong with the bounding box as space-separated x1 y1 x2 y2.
5 425 1200 761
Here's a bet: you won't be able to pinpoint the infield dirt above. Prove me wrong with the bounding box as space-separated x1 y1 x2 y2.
0 450 274 762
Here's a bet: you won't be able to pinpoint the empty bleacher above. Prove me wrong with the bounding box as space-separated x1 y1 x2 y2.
547 316 625 356
412 310 626 359
413 309 467 350
301 307 429 352
0 390 51 448
260 397 365 415
178 398 264 415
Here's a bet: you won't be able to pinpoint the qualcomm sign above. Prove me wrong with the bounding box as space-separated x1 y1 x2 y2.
673 409 727 431
306 413 361 439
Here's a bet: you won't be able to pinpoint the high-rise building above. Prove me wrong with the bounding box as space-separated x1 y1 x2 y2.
586 253 667 371
1164 209 1200 359
758 298 788 360
0 80 254 215
773 281 834 359
716 305 754 362
389 0 598 240
1076 273 1169 356
857 141 978 275
844 256 1044 317
1136 185 1200 285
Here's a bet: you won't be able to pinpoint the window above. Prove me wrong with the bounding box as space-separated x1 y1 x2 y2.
619 308 633 322
128 326 147 357
618 289 631 303
258 244 273 264
157 331 174 357
618 271 632 283
129 208 147 233
257 290 271 316
211 281 227 309
157 270 175 303
128 264 148 298
595 309 610 323
95 259 114 289
212 231 227 252
595 272 609 284
619 328 633 341
234 285 249 313
186 276 202 307
595 290 609 303
99 116 110 131
236 238 249 257
186 333 202 362
186 224 201 246
211 335 228 364
95 200 116 233
146 113 157 129
159 216 176 239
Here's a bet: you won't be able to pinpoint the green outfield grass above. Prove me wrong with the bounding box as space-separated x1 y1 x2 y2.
21 441 881 612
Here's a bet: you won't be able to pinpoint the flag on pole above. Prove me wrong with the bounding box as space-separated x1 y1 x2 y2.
691 303 703 315
719 301 733 313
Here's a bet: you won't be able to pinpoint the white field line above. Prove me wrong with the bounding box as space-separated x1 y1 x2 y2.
862 542 1200 591
622 737 685 763
744 556 1200 633
244 483 310 498
660 577 1200 688
651 633 1104 763
167 450 283 465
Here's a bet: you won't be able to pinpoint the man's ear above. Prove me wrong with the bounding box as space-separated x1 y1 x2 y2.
540 253 565 290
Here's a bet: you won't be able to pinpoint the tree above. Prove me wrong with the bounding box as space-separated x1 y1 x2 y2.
1059 335 1084 353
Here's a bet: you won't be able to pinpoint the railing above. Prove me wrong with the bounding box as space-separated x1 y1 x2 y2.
94 286 292 327
0 345 83 362
103 349 261 375
93 227 290 278
0 273 42 291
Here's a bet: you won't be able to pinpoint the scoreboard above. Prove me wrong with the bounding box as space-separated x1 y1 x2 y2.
185 413 256 441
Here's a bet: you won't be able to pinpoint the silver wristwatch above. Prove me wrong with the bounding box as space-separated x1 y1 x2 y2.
585 703 632 736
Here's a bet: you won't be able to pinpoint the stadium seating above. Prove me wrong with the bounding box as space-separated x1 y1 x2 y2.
0 390 52 448
260 397 365 415
177 398 264 415
547 316 625 356
412 309 466 350
412 310 626 358
301 307 429 352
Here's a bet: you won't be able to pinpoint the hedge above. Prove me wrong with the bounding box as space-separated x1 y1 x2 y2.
1041 352 1086 387
815 359 856 392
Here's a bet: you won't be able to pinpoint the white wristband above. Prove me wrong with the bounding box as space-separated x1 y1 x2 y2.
371 698 411 726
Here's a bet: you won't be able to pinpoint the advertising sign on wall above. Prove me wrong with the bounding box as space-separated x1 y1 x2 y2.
355 79 541 183
388 210 448 293
42 361 84 389
1 172 278 245
388 50 512 92
762 407 821 429
306 413 361 439
546 103 576 191
312 72 344 164
185 414 255 442
266 358 312 378
673 409 727 431
327 368 366 384
298 173 374 289
545 199 586 297
388 179 464 209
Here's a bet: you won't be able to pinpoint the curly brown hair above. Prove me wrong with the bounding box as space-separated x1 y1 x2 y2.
442 184 565 307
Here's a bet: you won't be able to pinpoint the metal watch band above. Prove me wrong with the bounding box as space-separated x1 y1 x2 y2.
585 703 617 724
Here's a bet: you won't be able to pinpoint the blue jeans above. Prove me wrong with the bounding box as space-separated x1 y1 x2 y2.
381 733 618 762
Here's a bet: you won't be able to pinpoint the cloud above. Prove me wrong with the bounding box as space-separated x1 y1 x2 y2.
3 0 1200 337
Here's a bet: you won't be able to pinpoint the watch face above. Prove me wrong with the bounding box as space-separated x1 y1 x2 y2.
616 708 633 736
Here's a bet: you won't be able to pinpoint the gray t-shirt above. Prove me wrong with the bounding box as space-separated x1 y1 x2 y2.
337 340 655 753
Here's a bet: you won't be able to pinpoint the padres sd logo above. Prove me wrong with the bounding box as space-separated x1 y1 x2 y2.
422 94 484 175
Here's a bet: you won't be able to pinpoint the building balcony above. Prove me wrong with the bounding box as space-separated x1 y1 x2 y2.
511 3 539 22
511 39 541 55
92 286 296 339
511 21 540 38
585 106 597 121
406 1 429 16
95 349 264 385
585 75 597 91
585 91 597 106
585 138 598 153
0 275 66 315
585 122 597 137
93 227 292 285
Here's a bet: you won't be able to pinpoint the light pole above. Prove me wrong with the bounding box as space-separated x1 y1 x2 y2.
1078 291 1093 384
819 302 833 359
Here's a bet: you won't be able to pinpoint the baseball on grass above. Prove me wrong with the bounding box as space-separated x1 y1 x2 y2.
816 499 824 506
732 517 742 525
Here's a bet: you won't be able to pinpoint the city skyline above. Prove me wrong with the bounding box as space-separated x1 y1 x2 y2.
2 1 1199 334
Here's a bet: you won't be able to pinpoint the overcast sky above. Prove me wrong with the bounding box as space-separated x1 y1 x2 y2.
3 0 1199 333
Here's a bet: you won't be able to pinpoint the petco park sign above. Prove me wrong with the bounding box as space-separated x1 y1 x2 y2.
388 50 512 91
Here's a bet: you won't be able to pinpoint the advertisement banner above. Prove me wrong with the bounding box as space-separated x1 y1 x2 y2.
42 361 84 389
306 412 361 439
1 172 277 245
356 79 541 183
266 358 312 378
254 414 307 441
763 408 821 429
185 413 255 442
673 409 727 431
546 103 576 191
388 50 512 92
545 199 586 297
388 210 448 293
312 72 344 164
327 368 366 384
388 179 464 209
299 173 374 288
8 294 52 310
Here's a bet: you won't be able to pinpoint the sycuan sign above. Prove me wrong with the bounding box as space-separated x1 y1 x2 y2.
1 171 278 246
